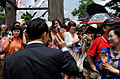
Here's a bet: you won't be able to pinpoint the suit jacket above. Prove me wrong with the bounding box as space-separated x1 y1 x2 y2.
3 43 79 79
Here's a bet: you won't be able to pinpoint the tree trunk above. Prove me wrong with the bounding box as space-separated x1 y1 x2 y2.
5 0 16 27
48 0 64 24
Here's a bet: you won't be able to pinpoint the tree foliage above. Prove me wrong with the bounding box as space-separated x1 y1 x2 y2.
0 0 6 8
0 7 5 24
103 0 120 17
72 0 94 19
0 13 5 24
21 12 33 20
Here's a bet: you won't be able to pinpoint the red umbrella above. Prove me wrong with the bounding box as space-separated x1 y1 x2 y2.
80 13 120 24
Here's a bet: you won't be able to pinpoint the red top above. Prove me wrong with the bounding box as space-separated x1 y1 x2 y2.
51 28 66 36
2 36 24 56
87 35 110 61
51 31 62 36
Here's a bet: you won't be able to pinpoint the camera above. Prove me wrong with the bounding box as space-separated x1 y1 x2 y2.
8 32 12 36
76 33 81 35
57 28 60 32
8 32 13 40
53 25 57 29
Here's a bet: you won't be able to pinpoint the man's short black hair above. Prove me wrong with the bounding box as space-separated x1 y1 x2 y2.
101 18 115 28
27 18 48 40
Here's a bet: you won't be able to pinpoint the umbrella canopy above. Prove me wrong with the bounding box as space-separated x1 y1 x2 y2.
80 13 120 24
86 3 108 16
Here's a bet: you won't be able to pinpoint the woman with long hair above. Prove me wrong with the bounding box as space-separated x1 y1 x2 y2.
64 21 82 79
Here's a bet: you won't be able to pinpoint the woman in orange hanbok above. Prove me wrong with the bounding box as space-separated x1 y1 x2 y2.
2 25 24 66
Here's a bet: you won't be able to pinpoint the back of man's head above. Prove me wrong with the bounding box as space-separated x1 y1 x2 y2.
27 18 48 40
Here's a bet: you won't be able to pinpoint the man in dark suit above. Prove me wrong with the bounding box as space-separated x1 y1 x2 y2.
3 18 79 79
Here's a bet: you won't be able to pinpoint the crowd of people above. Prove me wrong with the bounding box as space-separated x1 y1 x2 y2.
0 18 120 79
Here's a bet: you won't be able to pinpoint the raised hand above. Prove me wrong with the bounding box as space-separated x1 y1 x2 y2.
9 36 13 43
15 46 18 52
55 33 66 49
103 62 114 72
74 38 80 43
100 51 108 64
0 54 5 60
23 29 26 34
103 62 119 76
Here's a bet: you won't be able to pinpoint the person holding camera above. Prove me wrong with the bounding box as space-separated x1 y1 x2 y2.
49 19 66 49
64 21 82 62
2 25 24 56
64 21 82 79
51 19 66 40
0 26 12 52
82 26 99 79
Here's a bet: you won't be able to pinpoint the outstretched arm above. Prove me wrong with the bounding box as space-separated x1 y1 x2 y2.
103 62 120 76
87 55 98 72
55 33 79 76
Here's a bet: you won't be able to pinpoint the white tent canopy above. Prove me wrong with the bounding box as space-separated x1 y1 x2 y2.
16 0 77 22
16 0 48 21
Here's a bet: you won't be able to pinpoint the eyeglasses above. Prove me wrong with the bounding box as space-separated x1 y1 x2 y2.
70 24 76 27
55 23 59 24
2 27 6 28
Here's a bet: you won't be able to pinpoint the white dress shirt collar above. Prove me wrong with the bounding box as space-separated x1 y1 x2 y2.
27 41 43 45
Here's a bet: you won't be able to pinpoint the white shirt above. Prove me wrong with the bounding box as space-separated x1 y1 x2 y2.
27 41 43 45
64 32 78 47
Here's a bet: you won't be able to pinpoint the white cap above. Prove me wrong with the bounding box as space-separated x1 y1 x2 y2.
72 20 80 26
90 24 97 28
65 21 70 26
46 21 52 28
65 20 80 27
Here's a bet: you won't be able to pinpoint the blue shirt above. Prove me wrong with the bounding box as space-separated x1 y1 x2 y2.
96 47 120 79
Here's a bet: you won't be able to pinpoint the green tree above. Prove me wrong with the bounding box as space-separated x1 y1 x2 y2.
72 0 94 19
0 13 5 23
0 7 5 23
21 12 33 20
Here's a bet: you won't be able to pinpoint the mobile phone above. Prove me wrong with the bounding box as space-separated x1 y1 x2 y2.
77 33 81 35
8 32 13 40
53 25 57 29
58 28 60 32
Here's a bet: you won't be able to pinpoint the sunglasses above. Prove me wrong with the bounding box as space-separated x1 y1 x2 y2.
55 23 59 24
2 27 6 28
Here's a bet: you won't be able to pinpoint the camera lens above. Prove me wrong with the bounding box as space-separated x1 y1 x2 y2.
77 33 80 35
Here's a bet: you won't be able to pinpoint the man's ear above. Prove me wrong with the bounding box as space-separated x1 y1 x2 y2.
102 27 105 32
41 32 47 39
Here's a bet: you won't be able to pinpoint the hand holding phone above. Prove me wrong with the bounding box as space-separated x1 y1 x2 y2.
8 32 13 42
